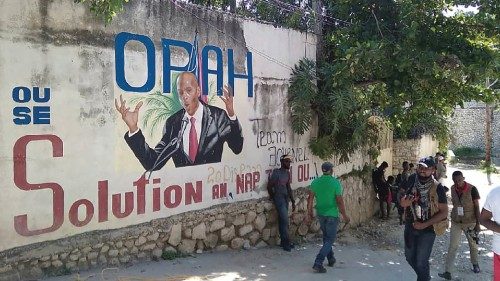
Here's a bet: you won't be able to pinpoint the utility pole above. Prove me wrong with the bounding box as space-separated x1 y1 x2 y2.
311 0 323 62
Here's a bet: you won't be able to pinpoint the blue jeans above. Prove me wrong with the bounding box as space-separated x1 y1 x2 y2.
314 216 339 267
274 195 290 246
404 223 436 281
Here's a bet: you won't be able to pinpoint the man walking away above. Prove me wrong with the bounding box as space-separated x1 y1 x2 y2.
439 171 481 280
307 162 350 273
479 185 500 281
267 154 296 251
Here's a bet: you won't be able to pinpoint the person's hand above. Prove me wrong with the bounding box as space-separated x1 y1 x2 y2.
412 221 427 230
220 85 235 117
115 95 143 133
475 222 481 232
400 195 415 208
342 215 351 224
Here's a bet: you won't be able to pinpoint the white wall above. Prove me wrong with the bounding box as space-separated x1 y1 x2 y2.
0 0 372 252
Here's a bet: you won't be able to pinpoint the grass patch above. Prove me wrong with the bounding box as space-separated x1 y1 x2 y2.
480 160 499 174
161 250 188 260
453 147 484 158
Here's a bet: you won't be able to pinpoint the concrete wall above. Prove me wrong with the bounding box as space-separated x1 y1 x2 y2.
0 0 382 278
449 103 500 156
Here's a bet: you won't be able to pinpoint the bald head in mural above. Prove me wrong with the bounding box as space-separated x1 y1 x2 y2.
115 71 243 171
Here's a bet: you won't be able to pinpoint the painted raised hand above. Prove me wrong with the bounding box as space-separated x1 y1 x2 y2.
220 85 235 117
114 94 143 133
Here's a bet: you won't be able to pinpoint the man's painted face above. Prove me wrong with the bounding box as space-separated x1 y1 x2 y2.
417 164 435 180
177 73 201 116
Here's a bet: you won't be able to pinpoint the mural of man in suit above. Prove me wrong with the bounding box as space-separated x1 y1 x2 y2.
115 71 244 170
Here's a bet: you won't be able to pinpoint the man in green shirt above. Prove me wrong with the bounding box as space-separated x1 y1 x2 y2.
306 162 350 273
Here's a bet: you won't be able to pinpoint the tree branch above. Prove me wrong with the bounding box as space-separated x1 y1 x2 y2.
371 9 384 38
487 78 498 89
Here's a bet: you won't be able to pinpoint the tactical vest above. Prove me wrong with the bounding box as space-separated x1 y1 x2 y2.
407 176 448 235
429 179 449 235
450 184 476 224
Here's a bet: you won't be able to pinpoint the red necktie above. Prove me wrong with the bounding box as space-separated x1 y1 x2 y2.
189 117 198 162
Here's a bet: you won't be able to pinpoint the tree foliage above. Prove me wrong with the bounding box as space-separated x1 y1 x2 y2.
74 0 315 29
289 0 499 161
289 59 318 134
74 0 129 23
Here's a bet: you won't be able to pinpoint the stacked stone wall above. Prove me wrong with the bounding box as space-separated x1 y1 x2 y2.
392 139 421 176
392 136 438 176
449 107 500 156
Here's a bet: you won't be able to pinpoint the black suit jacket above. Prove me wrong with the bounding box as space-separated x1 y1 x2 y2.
125 103 243 169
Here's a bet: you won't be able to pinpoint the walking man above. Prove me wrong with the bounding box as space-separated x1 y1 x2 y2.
400 156 448 281
479 185 500 281
267 154 296 251
439 171 481 280
306 162 350 273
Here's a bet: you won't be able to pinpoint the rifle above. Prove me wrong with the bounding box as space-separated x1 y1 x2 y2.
465 228 480 244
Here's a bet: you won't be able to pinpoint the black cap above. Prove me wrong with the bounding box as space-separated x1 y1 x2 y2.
418 156 436 168
321 162 334 172
280 154 293 162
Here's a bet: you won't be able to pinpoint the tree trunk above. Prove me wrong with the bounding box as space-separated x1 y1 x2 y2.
485 77 493 185
485 103 492 165
229 0 236 13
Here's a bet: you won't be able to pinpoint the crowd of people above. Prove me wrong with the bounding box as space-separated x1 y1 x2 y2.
372 153 448 225
267 153 500 280
371 153 500 281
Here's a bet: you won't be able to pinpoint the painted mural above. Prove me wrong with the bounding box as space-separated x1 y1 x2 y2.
0 0 358 252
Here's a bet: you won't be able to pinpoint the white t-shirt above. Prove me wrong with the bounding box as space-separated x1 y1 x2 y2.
483 186 500 254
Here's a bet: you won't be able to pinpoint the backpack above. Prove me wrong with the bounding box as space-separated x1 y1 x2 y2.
429 181 449 236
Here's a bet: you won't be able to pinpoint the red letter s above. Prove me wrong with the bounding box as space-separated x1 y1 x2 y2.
13 135 64 236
